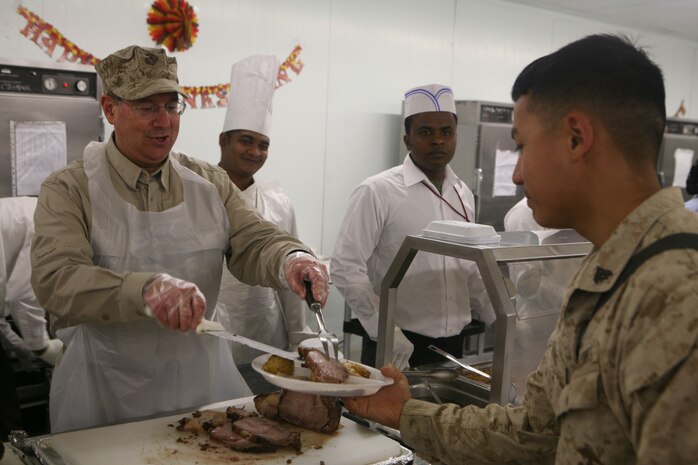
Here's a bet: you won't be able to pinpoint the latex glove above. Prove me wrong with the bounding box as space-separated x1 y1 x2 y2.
142 273 206 332
391 328 414 371
282 252 330 306
35 339 64 366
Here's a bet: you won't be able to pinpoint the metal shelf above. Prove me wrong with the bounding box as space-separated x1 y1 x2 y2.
376 229 591 404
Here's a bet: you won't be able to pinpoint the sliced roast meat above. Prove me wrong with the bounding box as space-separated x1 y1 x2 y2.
254 390 341 434
226 405 258 421
210 421 274 452
176 417 204 434
254 391 281 418
177 410 228 434
233 416 301 452
303 349 349 384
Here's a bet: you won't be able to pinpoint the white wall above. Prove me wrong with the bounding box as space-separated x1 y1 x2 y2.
3 0 697 331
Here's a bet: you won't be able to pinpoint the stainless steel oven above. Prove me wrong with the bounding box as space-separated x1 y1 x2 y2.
0 58 103 198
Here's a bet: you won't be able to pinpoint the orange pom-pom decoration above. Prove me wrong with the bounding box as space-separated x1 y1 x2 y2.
147 0 199 52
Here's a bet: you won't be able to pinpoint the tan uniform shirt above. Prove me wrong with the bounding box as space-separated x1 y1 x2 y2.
31 137 309 332
400 187 698 465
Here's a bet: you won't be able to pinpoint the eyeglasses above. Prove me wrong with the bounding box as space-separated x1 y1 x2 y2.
118 99 187 117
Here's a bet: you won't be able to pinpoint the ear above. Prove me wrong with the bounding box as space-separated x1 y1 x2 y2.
218 132 228 149
403 133 411 152
564 112 593 161
100 95 117 124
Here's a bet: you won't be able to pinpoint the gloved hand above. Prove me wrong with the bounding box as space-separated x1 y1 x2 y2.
35 338 64 366
282 252 330 306
142 273 206 332
391 328 414 371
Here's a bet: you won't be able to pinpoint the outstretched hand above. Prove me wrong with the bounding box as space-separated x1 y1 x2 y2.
342 364 411 430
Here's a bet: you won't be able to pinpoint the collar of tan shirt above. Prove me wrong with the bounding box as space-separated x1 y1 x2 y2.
105 135 171 192
572 187 686 294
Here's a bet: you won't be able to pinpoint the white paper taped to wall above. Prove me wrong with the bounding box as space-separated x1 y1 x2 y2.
10 121 67 196
672 147 695 188
493 148 518 196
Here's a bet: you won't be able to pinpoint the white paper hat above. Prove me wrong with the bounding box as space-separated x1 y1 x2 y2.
221 55 280 137
403 84 456 119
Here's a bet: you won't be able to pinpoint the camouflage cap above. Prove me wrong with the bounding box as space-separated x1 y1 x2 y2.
95 45 190 100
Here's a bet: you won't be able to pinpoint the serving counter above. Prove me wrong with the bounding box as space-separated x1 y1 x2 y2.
6 397 412 465
376 229 591 405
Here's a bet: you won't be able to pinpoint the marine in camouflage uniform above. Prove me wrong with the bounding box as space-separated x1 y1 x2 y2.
399 187 698 464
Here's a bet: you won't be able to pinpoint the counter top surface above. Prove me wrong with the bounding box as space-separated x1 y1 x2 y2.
34 396 405 465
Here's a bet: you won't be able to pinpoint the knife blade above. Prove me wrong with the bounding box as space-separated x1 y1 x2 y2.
427 344 491 379
196 319 301 360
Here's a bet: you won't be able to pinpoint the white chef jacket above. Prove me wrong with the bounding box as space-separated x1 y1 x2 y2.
331 155 494 340
503 198 585 401
686 196 698 212
217 181 306 364
0 197 51 352
503 198 582 318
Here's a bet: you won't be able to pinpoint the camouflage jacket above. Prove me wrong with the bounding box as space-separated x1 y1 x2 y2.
400 187 698 465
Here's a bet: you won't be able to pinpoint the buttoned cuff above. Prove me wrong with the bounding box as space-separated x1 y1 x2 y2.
121 271 157 320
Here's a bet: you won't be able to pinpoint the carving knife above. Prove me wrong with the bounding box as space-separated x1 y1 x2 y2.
196 319 301 360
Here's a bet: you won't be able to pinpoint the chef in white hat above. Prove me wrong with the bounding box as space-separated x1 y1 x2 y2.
331 83 494 370
216 55 309 392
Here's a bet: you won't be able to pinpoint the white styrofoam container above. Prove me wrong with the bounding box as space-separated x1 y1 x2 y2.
422 220 501 244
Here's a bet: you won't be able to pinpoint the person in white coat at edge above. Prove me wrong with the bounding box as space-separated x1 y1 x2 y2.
0 196 63 367
503 196 583 401
331 84 494 370
216 55 309 393
1 196 63 440
685 159 698 212
30 45 329 433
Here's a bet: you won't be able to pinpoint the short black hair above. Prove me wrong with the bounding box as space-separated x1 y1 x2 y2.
511 34 665 165
404 112 458 134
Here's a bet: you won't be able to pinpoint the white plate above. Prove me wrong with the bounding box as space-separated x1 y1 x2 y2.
251 353 394 396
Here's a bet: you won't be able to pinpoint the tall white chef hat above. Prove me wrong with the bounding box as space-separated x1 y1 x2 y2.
221 55 280 137
403 83 456 118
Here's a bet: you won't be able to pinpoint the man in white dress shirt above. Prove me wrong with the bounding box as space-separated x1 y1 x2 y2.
216 55 307 392
331 84 493 369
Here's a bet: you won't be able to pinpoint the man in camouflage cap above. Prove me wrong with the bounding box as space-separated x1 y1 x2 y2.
344 34 698 465
96 45 189 101
30 44 330 433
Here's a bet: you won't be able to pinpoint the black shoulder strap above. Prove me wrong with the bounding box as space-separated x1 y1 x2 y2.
575 233 698 359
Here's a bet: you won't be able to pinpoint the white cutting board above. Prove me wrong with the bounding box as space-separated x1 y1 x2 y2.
42 397 405 465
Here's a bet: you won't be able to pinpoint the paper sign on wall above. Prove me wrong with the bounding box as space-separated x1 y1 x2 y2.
672 147 695 188
493 149 518 196
11 121 67 196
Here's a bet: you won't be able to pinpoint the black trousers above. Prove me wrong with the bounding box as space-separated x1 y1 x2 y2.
0 344 22 441
361 328 467 368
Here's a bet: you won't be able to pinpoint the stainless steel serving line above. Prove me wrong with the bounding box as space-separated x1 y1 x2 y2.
376 230 592 405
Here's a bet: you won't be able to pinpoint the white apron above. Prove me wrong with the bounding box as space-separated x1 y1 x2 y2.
218 184 288 364
50 142 250 433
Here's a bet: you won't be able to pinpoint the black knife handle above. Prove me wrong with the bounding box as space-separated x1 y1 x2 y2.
304 279 318 307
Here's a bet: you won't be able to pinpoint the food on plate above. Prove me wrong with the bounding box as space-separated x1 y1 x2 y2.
343 361 371 379
262 354 295 376
302 349 349 384
176 406 301 453
261 348 351 384
255 389 341 434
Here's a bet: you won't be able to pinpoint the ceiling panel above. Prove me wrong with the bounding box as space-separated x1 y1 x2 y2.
500 0 698 42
